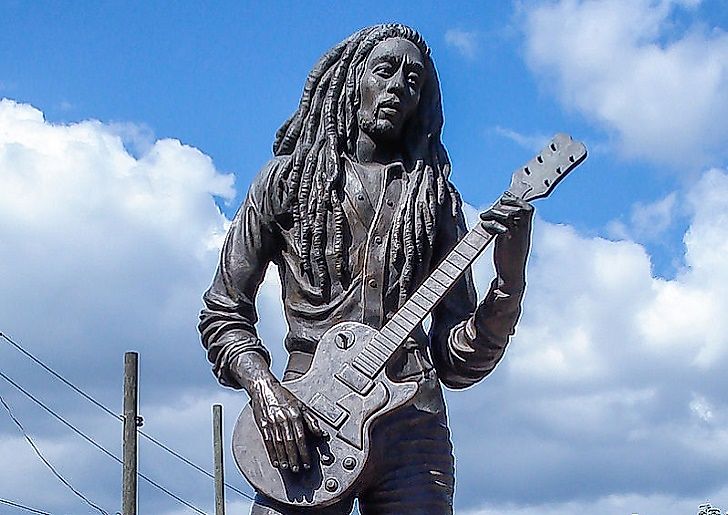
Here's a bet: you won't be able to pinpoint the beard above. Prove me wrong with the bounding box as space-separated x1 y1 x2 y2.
358 109 400 141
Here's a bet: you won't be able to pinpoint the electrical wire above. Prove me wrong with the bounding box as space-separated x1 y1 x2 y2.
0 497 53 514
0 395 109 515
0 369 208 515
0 330 255 502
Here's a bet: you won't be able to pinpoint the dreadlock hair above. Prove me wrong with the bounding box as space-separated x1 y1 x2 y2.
273 23 461 302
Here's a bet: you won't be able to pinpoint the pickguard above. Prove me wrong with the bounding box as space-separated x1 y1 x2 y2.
335 381 389 449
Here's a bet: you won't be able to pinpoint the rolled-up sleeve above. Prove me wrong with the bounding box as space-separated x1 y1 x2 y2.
429 192 525 389
198 160 281 388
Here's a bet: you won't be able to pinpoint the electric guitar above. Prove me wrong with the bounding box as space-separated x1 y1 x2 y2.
232 133 588 507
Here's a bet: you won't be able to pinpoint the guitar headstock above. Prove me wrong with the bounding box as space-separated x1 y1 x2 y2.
507 133 587 202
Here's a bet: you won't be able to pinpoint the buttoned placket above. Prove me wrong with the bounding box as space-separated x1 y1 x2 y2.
350 161 404 329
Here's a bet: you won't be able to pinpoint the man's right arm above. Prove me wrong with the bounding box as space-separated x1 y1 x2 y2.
198 159 322 473
198 161 279 388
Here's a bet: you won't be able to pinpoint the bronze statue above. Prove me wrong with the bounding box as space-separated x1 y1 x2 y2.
198 23 585 514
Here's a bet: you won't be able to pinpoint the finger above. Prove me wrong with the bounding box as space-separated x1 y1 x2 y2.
480 220 508 235
500 195 534 212
480 208 513 225
281 416 301 472
271 415 289 470
259 422 279 468
291 413 312 470
303 410 325 438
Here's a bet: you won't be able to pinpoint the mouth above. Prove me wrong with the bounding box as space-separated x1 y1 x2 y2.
379 106 400 117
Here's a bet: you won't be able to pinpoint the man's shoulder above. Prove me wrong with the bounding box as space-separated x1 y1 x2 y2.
246 155 291 215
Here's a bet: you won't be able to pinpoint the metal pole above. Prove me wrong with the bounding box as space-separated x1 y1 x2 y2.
213 403 225 515
122 352 139 515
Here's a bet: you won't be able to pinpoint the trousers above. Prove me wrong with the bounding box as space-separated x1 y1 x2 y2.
249 404 455 515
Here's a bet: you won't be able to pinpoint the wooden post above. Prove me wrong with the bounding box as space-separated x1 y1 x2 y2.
122 352 139 515
213 404 225 515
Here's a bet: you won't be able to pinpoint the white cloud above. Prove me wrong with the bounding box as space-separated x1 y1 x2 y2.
450 167 728 512
607 192 678 242
4 97 728 514
523 0 728 168
445 28 479 58
493 126 551 153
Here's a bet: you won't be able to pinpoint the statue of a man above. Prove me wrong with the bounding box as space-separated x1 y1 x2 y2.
199 23 532 514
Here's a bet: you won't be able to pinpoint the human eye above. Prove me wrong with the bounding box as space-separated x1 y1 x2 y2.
407 72 421 88
373 62 394 77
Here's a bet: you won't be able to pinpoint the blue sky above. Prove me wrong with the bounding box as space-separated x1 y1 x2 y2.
1 1 728 514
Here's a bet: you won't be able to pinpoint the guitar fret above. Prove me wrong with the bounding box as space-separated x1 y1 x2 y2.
431 269 452 288
374 334 398 351
420 282 439 299
401 302 427 320
439 261 460 279
448 249 470 268
366 344 388 362
381 325 401 344
404 301 427 318
398 307 420 325
424 279 447 297
411 292 432 311
460 237 479 252
358 351 379 371
354 357 376 376
389 316 411 335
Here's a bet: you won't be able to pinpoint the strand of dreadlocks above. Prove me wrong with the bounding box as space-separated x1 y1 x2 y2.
271 23 462 301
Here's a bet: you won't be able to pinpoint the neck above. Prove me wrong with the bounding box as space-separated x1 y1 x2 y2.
356 130 402 165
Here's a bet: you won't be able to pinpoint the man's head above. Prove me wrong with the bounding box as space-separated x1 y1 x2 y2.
272 24 460 298
358 37 425 142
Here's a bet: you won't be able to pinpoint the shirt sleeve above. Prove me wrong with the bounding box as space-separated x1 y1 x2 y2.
198 159 282 389
428 189 525 389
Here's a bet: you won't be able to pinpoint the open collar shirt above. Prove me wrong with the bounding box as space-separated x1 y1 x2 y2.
199 155 524 390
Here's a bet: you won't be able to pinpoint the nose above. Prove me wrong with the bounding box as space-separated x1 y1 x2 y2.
386 67 406 95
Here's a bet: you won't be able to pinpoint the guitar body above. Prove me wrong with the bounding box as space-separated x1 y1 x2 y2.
232 321 419 507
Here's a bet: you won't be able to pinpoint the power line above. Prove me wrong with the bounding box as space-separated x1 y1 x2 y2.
0 369 208 515
0 498 53 515
0 395 109 515
0 330 255 502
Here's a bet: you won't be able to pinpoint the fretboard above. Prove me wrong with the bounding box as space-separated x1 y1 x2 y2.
352 222 494 378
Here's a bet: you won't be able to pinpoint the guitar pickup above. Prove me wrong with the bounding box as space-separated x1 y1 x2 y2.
335 363 374 395
309 392 348 428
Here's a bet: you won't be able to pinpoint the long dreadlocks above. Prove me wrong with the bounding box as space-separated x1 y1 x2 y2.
273 23 461 302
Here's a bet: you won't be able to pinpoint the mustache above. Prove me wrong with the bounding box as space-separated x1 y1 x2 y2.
377 97 401 109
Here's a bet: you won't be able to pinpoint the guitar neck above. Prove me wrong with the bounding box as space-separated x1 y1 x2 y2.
349 133 588 380
352 222 495 378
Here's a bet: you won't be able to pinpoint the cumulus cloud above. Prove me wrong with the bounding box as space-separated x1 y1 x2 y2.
4 97 728 514
0 98 265 512
522 0 728 168
445 28 480 58
448 167 728 512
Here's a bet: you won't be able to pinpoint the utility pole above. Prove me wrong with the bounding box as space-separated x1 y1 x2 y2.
213 404 226 515
122 352 139 515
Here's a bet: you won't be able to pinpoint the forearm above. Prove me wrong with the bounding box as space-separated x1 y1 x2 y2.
229 350 279 395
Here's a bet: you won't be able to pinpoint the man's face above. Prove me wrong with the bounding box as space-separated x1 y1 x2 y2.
358 37 425 143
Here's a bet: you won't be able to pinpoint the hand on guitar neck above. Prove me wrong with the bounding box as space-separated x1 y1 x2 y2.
479 193 534 292
231 351 325 473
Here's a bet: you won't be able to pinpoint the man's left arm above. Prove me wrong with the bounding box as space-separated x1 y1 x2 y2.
429 193 533 389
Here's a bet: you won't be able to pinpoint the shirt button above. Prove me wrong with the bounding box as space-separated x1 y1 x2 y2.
386 199 394 207
368 278 378 289
357 194 366 201
374 236 383 245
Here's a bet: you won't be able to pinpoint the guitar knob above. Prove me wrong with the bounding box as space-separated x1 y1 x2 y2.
325 478 339 492
342 456 357 470
320 453 334 466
